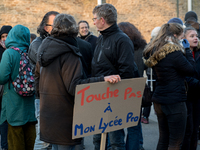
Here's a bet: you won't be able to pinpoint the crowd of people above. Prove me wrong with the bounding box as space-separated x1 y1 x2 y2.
0 3 200 150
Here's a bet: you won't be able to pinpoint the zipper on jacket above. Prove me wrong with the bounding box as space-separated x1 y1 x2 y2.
97 50 102 62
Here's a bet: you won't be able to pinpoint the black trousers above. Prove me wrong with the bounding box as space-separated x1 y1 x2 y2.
181 100 200 150
154 102 187 150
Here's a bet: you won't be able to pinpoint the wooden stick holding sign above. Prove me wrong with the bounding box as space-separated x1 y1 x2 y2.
100 133 107 150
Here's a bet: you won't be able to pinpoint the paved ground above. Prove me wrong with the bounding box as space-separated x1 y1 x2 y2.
1 106 200 150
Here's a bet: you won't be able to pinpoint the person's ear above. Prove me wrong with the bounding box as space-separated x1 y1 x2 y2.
101 17 105 25
174 34 177 38
44 26 48 32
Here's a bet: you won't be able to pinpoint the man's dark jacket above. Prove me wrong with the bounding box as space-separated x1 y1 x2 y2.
76 38 93 77
92 23 137 79
28 37 43 98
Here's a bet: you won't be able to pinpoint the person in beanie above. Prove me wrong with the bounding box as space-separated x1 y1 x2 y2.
168 17 183 26
184 11 200 38
0 25 12 150
0 25 12 60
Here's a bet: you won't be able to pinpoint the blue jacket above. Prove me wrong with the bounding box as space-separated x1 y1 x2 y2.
0 25 36 126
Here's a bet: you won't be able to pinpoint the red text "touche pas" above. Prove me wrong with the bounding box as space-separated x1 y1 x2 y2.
77 86 142 106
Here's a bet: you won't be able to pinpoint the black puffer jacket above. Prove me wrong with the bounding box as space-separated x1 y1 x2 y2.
92 23 137 79
144 42 195 104
186 42 200 102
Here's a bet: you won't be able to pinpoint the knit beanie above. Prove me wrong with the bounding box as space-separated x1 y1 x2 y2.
184 11 198 22
168 18 183 26
0 25 12 37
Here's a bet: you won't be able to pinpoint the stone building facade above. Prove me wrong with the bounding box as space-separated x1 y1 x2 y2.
0 0 200 42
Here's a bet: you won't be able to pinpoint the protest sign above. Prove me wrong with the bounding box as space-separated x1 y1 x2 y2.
72 77 146 139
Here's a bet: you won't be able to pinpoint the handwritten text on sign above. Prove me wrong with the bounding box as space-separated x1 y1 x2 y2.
72 78 146 139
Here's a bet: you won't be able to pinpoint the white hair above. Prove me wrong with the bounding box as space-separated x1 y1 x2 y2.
151 27 161 38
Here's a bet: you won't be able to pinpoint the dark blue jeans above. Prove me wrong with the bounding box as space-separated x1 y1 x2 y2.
154 102 187 150
181 100 200 150
93 129 125 150
0 121 8 149
126 121 143 150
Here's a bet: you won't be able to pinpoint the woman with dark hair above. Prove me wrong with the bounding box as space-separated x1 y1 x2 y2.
181 26 200 150
143 23 195 150
35 13 121 150
118 22 146 150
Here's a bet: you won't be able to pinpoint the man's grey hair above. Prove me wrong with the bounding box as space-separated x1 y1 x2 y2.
51 14 78 37
93 3 117 25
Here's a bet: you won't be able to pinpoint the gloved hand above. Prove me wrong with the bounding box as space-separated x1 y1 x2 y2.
182 39 190 49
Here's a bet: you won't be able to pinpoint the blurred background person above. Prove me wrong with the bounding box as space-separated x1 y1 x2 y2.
181 26 200 150
184 11 200 38
0 25 12 150
28 11 59 150
141 26 161 125
78 20 97 53
0 25 12 60
30 33 37 43
118 21 146 150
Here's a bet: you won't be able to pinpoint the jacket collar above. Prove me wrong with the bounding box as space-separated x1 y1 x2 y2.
143 42 184 67
100 23 119 37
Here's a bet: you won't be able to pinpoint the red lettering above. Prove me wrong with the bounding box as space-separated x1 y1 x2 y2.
102 93 107 99
124 87 132 100
129 92 136 98
114 89 119 97
137 91 142 98
106 87 113 98
95 94 101 101
86 95 94 103
77 86 90 106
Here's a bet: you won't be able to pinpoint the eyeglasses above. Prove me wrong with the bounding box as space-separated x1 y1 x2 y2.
92 17 99 21
46 24 53 26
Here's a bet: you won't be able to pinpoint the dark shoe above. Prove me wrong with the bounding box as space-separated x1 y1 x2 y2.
139 145 145 150
141 117 149 124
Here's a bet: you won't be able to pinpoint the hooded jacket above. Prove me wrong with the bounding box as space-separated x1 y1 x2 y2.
0 25 36 126
143 42 195 104
35 36 104 145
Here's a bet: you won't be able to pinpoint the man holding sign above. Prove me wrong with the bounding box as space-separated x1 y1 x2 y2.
92 3 138 150
35 13 121 150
